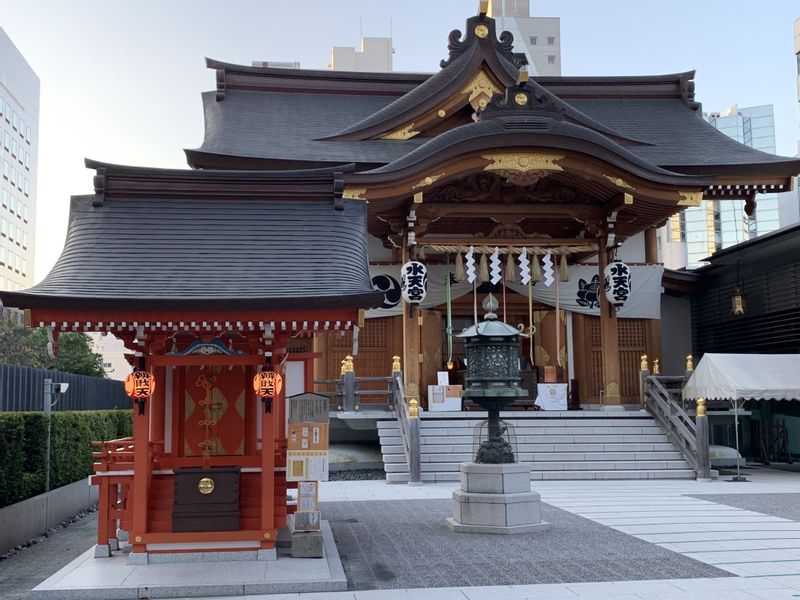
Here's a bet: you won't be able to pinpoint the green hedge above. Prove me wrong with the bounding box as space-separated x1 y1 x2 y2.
0 410 132 508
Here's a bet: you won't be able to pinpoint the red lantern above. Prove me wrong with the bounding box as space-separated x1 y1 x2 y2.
253 371 283 398
125 371 156 399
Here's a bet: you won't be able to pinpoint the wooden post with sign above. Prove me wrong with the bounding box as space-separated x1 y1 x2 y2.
285 392 329 558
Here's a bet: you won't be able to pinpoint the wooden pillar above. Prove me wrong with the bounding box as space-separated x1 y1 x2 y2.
401 232 421 390
260 335 286 549
130 357 152 552
644 226 662 369
598 247 622 405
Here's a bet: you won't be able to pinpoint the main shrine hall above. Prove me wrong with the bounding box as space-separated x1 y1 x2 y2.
2 3 799 561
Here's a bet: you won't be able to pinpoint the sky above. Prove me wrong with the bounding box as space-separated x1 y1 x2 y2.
1 0 799 282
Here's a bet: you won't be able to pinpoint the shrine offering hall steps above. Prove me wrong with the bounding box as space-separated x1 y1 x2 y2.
378 411 695 483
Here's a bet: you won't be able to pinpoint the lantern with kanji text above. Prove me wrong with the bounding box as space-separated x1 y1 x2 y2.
125 370 155 415
253 370 283 413
400 261 427 304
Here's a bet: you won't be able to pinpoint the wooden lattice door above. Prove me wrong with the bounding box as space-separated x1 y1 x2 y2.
585 317 648 403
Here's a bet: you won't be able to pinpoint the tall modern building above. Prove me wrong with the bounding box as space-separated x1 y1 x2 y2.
330 37 393 72
0 28 38 291
488 0 561 76
662 105 784 269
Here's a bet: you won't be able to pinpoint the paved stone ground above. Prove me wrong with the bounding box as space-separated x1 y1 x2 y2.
0 511 97 600
690 493 800 521
322 498 731 590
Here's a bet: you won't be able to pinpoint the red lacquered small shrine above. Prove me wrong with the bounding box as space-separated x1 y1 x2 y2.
0 163 381 562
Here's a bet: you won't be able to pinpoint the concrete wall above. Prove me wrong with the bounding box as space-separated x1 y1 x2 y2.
660 294 693 376
0 478 98 555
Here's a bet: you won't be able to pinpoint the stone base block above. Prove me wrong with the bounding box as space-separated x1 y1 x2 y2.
445 517 551 535
459 462 531 494
452 489 544 528
116 528 128 542
93 544 111 558
291 511 321 531
257 548 277 561
292 531 324 558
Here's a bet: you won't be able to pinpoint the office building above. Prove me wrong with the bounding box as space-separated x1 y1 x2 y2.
330 37 393 72
488 0 561 76
0 28 38 291
664 105 785 269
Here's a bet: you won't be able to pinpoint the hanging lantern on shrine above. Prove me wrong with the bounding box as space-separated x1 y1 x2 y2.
603 259 632 307
125 370 155 415
731 288 746 316
253 370 283 398
400 261 428 304
125 370 155 399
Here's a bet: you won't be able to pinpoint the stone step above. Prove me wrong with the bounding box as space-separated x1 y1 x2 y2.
385 468 696 484
418 419 659 429
383 458 690 473
414 451 686 463
416 442 680 453
415 434 671 445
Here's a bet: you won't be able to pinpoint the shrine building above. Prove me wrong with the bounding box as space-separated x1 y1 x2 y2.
1 2 799 561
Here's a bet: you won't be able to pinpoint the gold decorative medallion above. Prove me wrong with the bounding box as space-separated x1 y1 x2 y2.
198 477 215 495
474 24 489 38
135 536 142 543
437 109 446 118
342 187 367 200
379 123 419 140
514 92 528 106
482 152 565 173
677 190 703 206
603 175 635 191
462 70 502 110
412 172 445 190
264 532 271 539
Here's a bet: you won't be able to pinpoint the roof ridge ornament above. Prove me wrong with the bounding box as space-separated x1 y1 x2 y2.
439 5 516 69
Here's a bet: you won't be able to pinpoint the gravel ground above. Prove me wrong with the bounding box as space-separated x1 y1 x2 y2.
0 510 98 600
689 493 800 520
322 498 732 591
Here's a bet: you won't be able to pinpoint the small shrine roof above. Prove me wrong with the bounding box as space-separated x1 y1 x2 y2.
0 162 382 312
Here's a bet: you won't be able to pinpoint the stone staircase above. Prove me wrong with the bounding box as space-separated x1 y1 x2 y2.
378 410 695 483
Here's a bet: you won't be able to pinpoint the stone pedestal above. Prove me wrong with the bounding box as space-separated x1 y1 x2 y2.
446 463 550 535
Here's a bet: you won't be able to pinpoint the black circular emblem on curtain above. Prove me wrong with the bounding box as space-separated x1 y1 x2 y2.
372 274 401 309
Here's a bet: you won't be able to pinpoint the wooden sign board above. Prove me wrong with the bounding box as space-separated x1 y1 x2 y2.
287 393 330 482
297 480 319 513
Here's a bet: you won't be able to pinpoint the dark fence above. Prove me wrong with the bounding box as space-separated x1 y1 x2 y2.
0 364 128 412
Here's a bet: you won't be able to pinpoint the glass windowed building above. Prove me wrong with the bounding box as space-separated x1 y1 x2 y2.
665 105 783 269
0 27 38 290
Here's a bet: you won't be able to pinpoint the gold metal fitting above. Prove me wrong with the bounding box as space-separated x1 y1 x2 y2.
354 404 360 411
640 354 649 372
478 0 489 16
392 355 401 372
517 68 529 85
197 477 215 495
264 532 271 540
686 354 694 372
341 355 354 373
696 397 707 417
408 398 419 419
653 359 661 375
135 536 142 543
340 359 347 376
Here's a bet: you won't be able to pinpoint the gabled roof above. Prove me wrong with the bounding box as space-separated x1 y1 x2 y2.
187 7 800 189
0 162 382 312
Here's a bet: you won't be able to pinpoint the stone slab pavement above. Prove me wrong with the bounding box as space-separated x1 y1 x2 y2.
6 468 800 599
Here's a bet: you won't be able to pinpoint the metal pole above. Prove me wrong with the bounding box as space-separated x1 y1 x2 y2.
43 378 52 493
695 398 711 481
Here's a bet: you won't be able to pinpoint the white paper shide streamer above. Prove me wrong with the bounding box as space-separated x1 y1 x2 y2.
465 245 476 283
489 246 502 285
518 248 531 285
542 250 555 287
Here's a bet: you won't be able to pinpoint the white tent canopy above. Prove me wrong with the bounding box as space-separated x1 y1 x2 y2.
682 353 800 401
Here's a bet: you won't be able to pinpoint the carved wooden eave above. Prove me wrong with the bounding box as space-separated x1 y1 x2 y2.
322 11 519 142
